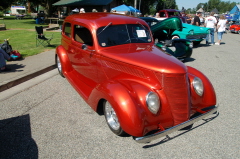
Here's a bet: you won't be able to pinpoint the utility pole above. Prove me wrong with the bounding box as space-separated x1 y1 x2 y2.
134 0 137 9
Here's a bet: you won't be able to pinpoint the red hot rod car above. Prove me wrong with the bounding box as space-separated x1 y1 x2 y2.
229 23 240 34
56 13 218 143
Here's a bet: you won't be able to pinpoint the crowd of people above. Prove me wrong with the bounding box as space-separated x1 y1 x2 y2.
190 12 228 45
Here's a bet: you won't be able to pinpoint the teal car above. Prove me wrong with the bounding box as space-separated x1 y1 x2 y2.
141 17 210 45
172 23 210 45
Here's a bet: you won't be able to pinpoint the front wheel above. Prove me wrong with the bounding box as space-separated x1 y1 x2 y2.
103 100 125 136
238 30 240 34
193 41 201 45
56 54 64 77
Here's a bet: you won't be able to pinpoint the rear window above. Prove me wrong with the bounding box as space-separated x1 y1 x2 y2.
63 22 71 37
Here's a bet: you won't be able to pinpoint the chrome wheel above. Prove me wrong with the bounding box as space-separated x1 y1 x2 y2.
172 35 180 40
56 54 64 77
104 101 125 136
105 101 120 130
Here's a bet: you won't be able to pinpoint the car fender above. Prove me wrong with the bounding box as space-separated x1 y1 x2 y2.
88 79 156 137
56 45 73 76
187 66 217 109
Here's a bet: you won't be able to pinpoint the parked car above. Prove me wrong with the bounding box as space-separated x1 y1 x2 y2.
56 13 218 144
156 9 186 23
226 19 240 31
141 17 193 61
229 23 240 34
173 23 210 45
141 17 209 45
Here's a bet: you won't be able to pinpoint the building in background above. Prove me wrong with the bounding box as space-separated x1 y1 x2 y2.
10 6 26 15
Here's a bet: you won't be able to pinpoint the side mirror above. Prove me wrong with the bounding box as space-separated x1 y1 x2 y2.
82 44 87 50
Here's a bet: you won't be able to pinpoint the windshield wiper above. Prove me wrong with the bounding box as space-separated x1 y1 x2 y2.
97 22 112 36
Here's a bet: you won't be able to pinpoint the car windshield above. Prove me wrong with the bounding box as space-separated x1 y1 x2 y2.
97 24 152 47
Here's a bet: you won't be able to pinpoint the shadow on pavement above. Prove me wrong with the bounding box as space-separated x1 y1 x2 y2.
5 63 25 73
0 114 38 158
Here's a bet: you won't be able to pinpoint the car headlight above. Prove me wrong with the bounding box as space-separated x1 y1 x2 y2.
192 77 204 96
146 92 160 114
187 41 193 48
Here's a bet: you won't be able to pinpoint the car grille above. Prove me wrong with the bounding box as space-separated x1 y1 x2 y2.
162 73 191 125
187 34 207 39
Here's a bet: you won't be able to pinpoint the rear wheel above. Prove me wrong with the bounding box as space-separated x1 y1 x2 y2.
238 30 240 34
172 35 180 40
56 54 64 77
103 100 125 136
171 36 180 46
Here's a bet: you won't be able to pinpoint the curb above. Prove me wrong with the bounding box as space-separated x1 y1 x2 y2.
0 64 56 92
0 69 58 101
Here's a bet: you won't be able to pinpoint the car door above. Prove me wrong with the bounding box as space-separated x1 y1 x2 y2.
68 24 98 88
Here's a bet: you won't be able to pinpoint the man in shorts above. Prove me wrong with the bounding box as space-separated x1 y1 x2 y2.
204 12 217 45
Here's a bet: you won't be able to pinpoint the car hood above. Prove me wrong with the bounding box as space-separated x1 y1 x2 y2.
230 24 240 27
183 23 209 34
151 17 183 33
99 44 187 74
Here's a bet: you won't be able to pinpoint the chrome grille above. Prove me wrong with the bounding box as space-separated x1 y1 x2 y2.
187 34 207 39
163 73 190 125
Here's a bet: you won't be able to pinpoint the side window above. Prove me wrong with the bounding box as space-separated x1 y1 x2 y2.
74 25 93 46
160 12 166 17
63 22 71 37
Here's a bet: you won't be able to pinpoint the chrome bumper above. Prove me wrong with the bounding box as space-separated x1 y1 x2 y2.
134 105 218 144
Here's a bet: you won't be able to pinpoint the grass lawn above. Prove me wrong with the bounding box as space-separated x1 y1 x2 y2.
0 18 62 57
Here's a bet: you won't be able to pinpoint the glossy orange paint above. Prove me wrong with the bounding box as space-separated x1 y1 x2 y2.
56 13 217 137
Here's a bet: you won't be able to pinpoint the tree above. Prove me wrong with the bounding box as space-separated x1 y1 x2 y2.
156 0 177 11
123 0 156 16
208 0 221 11
196 3 205 11
123 0 177 16
197 0 236 13
0 0 18 11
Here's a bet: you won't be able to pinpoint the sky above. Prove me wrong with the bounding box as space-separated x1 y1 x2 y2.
175 0 240 10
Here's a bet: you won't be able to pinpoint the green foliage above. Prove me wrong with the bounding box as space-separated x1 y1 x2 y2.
197 0 237 13
1 0 16 10
0 19 61 57
156 0 177 11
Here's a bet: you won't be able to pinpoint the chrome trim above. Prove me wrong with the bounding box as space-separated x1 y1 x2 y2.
134 105 218 144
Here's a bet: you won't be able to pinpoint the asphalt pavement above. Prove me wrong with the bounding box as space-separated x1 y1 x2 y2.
0 31 240 158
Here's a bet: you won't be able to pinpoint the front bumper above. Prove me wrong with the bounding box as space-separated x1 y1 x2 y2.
230 29 237 33
134 105 218 143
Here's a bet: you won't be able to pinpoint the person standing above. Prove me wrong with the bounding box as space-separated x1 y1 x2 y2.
0 48 11 72
215 15 227 45
192 12 201 26
200 15 204 26
79 8 85 13
204 12 217 45
186 14 192 24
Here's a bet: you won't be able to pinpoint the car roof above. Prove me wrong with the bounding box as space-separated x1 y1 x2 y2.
64 13 148 28
140 17 159 22
159 9 181 12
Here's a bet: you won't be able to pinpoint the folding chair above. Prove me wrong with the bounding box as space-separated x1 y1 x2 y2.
35 26 53 47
